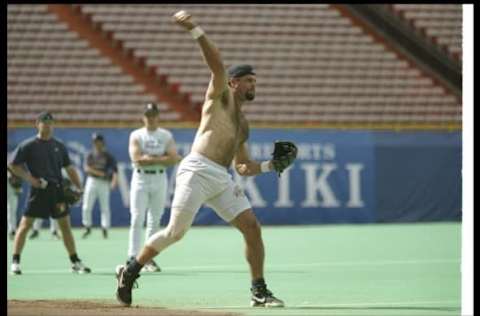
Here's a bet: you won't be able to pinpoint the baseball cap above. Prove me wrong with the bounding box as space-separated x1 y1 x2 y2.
227 64 256 78
36 111 54 122
92 133 104 142
144 102 159 116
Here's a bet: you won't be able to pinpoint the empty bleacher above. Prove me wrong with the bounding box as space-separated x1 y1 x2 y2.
7 4 180 123
389 4 462 61
82 4 461 125
8 4 462 126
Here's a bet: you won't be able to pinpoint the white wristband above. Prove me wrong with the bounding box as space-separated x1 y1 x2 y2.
260 161 271 173
190 26 204 40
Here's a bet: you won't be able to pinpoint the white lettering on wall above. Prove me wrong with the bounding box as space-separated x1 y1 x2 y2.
323 143 336 160
346 163 364 207
301 163 340 207
274 167 294 207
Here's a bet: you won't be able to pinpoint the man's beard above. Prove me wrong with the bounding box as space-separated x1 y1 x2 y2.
245 91 255 101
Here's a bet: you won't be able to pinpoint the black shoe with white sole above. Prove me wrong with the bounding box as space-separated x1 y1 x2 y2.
10 263 22 275
250 285 285 307
82 227 91 239
71 261 91 274
115 265 140 306
51 230 61 240
28 230 39 240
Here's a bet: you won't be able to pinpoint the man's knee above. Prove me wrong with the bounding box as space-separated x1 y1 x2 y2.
245 219 261 238
145 225 187 251
235 211 262 239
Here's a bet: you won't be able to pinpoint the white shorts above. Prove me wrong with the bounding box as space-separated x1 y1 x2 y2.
171 152 251 222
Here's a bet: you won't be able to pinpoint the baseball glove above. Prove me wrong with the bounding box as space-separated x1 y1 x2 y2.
271 140 298 176
61 179 82 205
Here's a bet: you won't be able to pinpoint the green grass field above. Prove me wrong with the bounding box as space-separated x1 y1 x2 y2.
7 222 461 316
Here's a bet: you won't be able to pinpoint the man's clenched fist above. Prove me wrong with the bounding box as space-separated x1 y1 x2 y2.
173 10 196 30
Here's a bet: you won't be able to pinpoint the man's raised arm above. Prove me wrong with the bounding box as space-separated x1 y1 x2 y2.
172 10 227 99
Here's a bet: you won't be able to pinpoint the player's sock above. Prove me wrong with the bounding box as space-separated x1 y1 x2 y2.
252 277 266 289
126 259 144 275
252 278 266 286
69 253 80 263
12 254 20 264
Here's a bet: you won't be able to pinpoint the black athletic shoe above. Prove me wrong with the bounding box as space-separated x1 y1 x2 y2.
72 261 92 274
51 230 61 240
28 230 39 240
250 285 285 307
9 231 16 240
115 265 140 306
10 263 22 275
102 228 108 239
82 227 91 239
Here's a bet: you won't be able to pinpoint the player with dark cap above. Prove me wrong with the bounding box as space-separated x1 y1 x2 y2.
81 132 118 239
8 111 91 274
115 11 297 308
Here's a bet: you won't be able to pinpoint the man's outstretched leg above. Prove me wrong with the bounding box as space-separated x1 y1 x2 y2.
231 209 284 308
116 208 195 306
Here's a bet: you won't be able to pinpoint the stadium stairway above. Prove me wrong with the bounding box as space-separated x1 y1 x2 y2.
388 4 462 63
48 4 200 122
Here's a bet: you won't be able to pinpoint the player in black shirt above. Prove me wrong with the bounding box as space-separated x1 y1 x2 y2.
8 112 91 275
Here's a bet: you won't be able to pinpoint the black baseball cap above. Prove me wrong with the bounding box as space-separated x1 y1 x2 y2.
144 102 159 116
36 111 54 122
92 133 104 142
227 64 256 78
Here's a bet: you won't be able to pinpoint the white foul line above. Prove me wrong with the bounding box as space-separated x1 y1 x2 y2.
10 258 460 274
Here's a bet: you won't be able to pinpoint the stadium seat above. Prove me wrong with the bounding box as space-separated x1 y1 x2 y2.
8 4 461 125
7 4 178 123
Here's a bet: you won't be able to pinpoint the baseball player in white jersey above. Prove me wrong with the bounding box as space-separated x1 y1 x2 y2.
81 133 118 239
7 166 22 240
126 102 182 272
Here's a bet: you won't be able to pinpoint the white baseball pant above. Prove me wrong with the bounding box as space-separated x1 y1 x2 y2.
146 152 251 253
82 176 111 229
33 218 59 232
7 180 18 234
128 169 167 257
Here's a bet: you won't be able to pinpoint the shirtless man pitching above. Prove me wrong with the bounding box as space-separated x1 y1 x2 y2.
116 10 296 308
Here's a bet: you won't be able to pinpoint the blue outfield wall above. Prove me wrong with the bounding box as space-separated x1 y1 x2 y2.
7 128 461 226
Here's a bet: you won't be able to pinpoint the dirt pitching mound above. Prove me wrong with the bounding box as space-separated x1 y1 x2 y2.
8 300 241 316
